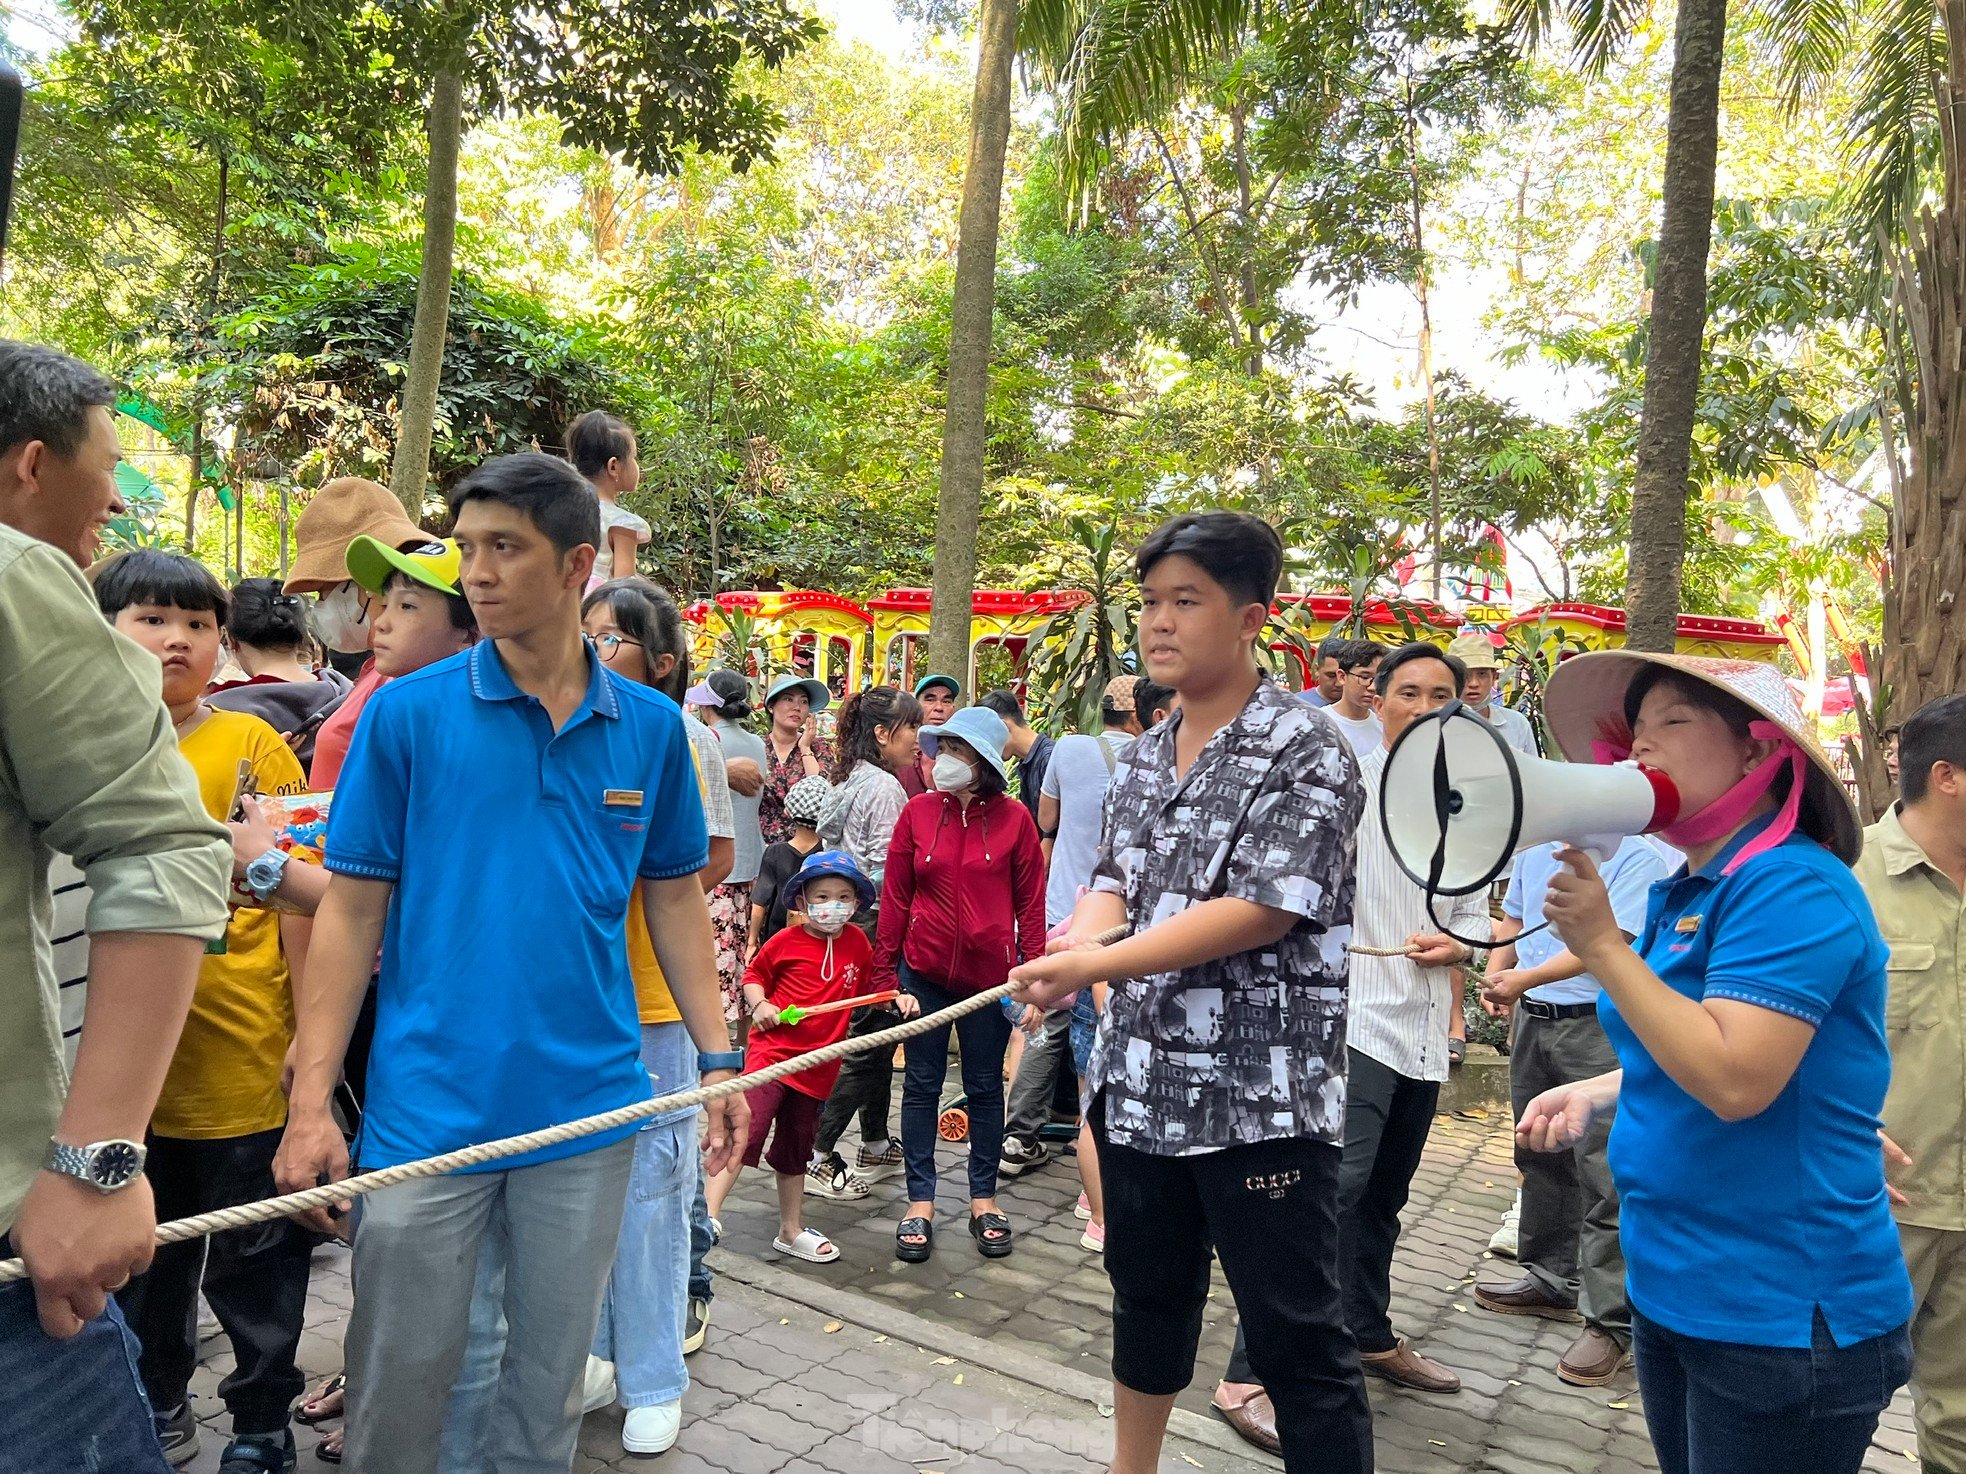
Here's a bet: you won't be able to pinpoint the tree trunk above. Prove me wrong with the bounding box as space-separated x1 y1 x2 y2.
1621 0 1728 652
1229 105 1264 378
388 67 465 518
1406 85 1445 603
185 148 230 552
925 0 1018 686
1878 0 1966 760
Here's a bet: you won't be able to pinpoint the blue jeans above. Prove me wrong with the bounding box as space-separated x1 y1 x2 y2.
898 962 1012 1203
592 1024 698 1407
1632 1307 1911 1474
0 1271 170 1474
688 1171 713 1303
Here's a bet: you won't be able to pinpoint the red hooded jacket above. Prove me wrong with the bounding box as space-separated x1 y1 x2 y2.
873 789 1047 998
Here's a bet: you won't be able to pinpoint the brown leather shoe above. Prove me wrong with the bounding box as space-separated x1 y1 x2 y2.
1360 1338 1461 1393
1557 1326 1628 1386
1212 1385 1281 1455
1473 1275 1582 1322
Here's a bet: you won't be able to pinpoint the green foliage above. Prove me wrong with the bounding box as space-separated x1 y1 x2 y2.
1016 518 1141 735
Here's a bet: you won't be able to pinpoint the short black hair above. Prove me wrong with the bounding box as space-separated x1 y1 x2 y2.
0 341 118 458
1897 693 1966 804
1134 678 1175 729
565 410 637 479
1316 634 1352 666
94 548 229 623
1374 641 1464 698
1135 512 1283 611
583 576 688 702
382 569 477 634
977 689 1027 727
448 452 600 559
227 577 310 650
1340 640 1382 674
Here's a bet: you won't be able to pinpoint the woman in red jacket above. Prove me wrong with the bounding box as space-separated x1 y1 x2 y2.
877 706 1047 1262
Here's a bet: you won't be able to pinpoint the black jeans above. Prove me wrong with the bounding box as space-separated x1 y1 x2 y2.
1226 1045 1436 1379
1632 1307 1910 1474
898 962 1012 1203
116 1128 312 1435
1093 1095 1372 1474
813 1004 899 1159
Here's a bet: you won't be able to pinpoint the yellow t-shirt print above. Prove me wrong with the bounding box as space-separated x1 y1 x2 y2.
153 709 309 1140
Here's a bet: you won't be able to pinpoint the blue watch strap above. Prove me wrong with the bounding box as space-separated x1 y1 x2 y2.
697 1050 745 1074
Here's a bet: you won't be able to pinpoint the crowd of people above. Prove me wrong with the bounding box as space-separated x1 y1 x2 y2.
0 334 1962 1474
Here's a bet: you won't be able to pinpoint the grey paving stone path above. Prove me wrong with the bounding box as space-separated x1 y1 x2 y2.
178 1100 1921 1473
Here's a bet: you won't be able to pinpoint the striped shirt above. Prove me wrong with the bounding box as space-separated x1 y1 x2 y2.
1348 743 1491 1083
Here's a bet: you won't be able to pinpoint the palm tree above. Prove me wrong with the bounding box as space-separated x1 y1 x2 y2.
1762 0 1966 801
924 0 1270 678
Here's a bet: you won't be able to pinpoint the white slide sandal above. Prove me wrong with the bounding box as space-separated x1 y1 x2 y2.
772 1228 840 1263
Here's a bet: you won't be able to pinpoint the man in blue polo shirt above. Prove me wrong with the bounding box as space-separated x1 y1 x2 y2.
273 453 748 1474
1474 835 1669 1387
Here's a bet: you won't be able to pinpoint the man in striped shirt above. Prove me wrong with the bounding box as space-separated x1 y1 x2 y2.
1215 642 1486 1441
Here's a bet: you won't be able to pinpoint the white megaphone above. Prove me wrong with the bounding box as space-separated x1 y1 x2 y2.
1379 701 1681 908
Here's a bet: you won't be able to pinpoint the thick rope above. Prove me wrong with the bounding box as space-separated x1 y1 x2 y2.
0 921 1419 1286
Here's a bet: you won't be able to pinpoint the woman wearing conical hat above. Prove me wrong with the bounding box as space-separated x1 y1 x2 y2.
1522 652 1912 1474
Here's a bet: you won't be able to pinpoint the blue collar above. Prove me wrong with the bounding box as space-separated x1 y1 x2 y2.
467 638 621 723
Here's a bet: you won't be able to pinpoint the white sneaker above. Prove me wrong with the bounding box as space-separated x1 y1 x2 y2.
1489 1191 1521 1259
582 1355 617 1414
622 1399 683 1455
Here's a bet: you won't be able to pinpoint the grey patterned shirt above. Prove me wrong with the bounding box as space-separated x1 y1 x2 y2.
1086 676 1364 1155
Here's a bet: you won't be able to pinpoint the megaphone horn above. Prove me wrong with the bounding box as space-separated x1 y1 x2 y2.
1379 701 1680 902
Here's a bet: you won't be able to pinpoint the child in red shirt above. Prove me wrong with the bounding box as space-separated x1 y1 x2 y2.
705 851 910 1262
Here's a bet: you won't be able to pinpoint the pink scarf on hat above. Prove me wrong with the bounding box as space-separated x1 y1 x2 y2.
1592 719 1806 875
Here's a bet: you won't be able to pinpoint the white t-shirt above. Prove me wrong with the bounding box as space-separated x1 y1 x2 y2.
591 500 652 584
1040 729 1133 928
1485 704 1539 757
1321 706 1383 759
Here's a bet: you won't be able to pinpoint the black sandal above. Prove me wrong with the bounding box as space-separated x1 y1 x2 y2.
295 1372 345 1426
969 1211 1013 1258
896 1215 934 1262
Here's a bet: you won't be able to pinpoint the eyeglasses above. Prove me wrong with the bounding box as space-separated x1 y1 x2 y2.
592 633 644 658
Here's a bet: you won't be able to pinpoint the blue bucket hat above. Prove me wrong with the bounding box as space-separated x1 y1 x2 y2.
785 848 875 909
917 706 1011 783
765 674 832 712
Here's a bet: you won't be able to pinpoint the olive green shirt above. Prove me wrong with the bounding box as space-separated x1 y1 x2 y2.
0 525 230 1235
1856 804 1966 1232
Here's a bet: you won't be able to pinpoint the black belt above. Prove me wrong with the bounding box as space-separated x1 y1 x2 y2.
1517 998 1598 1021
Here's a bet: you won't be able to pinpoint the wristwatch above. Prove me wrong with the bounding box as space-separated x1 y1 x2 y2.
245 848 291 905
696 1050 746 1074
47 1138 147 1193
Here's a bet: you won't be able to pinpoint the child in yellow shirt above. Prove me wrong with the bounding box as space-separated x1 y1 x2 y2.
94 550 312 1473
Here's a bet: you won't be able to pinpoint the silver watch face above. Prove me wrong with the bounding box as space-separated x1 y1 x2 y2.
90 1140 145 1188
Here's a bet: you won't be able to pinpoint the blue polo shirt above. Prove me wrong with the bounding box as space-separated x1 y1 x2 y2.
325 639 708 1172
1603 816 1913 1348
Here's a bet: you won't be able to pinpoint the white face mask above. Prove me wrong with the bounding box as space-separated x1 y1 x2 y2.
933 753 976 792
804 898 856 934
309 582 372 654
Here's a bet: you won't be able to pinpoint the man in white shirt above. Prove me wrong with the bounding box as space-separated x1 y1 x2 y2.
1320 640 1383 758
1447 633 1538 757
1215 643 1485 1441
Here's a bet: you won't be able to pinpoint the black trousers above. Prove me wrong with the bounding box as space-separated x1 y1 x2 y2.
116 1128 312 1434
1227 1045 1439 1379
1094 1095 1373 1474
813 1005 897 1158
